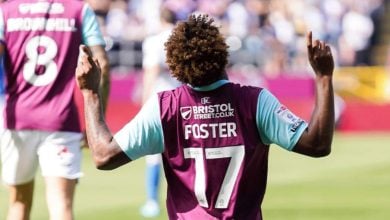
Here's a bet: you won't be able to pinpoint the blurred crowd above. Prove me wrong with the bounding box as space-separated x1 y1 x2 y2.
87 0 389 76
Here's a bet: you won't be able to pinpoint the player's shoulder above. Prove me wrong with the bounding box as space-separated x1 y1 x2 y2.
158 86 180 99
229 81 264 94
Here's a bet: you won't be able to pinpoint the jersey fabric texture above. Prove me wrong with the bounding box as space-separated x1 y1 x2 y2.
0 0 105 132
114 80 308 219
160 82 266 219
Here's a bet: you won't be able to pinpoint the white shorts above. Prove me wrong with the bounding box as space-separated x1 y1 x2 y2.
0 130 83 185
0 95 5 131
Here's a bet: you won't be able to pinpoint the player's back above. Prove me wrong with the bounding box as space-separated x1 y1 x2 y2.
159 82 268 220
0 0 85 132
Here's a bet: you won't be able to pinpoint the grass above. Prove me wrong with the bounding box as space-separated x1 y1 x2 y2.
263 132 390 220
1 132 390 219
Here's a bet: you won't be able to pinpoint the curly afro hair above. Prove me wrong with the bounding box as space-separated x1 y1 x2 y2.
165 14 229 87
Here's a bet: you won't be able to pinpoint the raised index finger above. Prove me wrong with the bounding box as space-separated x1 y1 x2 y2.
80 45 93 57
306 31 313 53
79 45 97 68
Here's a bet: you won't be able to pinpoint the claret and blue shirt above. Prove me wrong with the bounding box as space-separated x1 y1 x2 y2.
115 80 307 160
115 79 308 219
0 1 105 132
0 1 308 218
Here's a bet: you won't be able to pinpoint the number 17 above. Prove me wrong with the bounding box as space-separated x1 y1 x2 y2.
184 145 245 209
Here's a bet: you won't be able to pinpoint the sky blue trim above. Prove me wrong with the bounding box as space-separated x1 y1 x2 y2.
0 9 4 41
81 4 105 46
256 89 308 151
190 79 229 91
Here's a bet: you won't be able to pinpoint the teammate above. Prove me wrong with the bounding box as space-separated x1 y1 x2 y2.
0 1 109 220
140 7 180 218
0 57 4 132
76 14 334 219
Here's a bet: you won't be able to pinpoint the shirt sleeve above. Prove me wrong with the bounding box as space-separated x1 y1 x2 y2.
0 8 5 42
114 94 164 160
256 89 308 151
81 4 105 46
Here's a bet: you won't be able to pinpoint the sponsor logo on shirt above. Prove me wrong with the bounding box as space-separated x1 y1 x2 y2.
179 102 235 120
275 105 287 114
180 106 192 120
290 120 304 132
275 105 301 125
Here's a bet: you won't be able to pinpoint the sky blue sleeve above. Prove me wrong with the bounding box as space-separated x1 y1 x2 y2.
114 94 164 160
0 9 4 42
256 89 308 151
81 4 105 46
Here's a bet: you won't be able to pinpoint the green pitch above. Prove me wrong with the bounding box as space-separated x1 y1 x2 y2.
1 132 390 219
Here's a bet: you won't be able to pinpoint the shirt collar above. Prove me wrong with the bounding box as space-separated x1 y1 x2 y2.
189 79 230 91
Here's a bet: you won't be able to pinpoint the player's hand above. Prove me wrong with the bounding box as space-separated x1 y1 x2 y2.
307 31 334 77
75 45 101 94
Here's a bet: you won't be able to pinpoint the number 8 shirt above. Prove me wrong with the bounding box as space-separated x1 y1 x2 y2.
0 0 105 132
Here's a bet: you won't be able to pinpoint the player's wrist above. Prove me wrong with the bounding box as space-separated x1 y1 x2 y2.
82 89 100 100
314 75 333 93
315 74 332 82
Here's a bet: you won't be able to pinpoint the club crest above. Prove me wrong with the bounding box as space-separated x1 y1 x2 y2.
180 107 192 120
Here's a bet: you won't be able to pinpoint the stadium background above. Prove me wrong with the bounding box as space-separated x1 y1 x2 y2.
2 0 390 219
85 0 390 133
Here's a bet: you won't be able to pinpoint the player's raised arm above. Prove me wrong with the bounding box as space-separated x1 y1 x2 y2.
292 31 335 157
76 45 131 170
88 45 110 114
